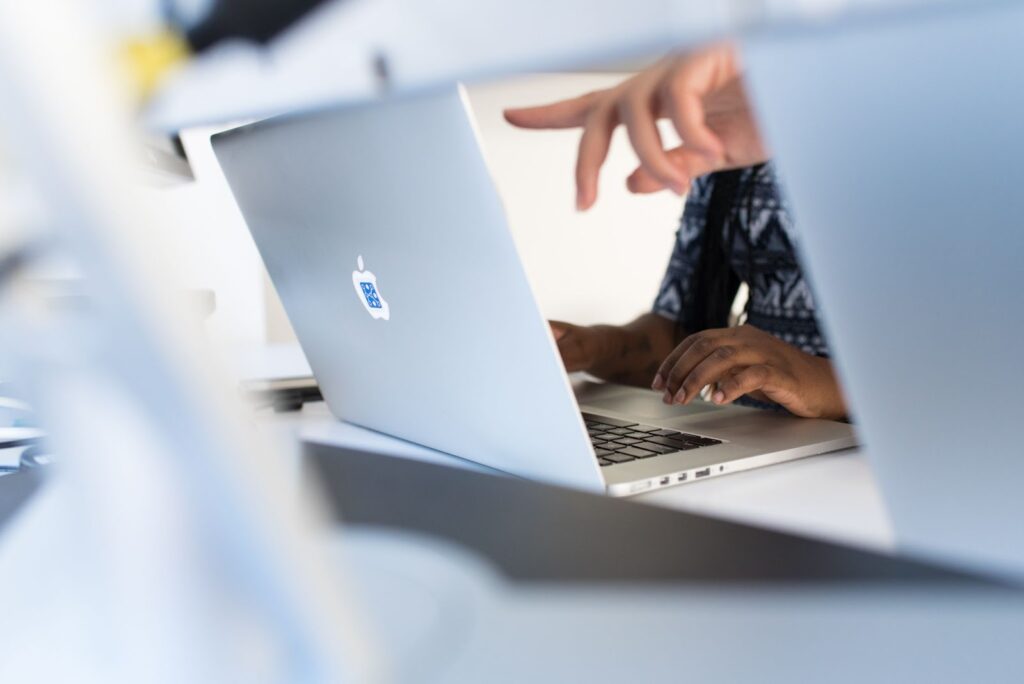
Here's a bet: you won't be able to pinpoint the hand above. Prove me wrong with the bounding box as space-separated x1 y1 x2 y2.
503 43 768 211
651 325 847 420
549 320 607 373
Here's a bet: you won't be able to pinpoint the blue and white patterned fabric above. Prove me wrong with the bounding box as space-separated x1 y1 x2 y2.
653 162 829 357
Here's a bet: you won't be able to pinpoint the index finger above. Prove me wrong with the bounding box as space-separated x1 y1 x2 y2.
503 92 597 130
652 328 730 394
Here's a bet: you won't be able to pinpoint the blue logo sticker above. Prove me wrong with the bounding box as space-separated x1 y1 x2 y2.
360 281 382 309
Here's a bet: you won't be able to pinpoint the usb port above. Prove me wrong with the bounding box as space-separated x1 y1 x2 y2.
677 473 688 482
695 468 711 478
659 476 670 486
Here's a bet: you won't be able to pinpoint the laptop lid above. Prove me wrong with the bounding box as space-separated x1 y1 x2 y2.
212 87 603 492
744 2 1024 575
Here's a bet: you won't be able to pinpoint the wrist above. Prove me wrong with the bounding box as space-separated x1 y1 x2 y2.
808 356 847 421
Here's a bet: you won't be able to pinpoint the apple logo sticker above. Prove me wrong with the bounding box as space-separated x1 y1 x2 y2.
352 255 390 320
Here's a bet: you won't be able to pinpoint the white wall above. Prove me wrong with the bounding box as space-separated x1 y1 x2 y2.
468 74 683 326
152 124 268 346
162 73 684 347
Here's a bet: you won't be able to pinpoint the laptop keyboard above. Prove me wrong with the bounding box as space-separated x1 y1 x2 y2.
582 412 722 467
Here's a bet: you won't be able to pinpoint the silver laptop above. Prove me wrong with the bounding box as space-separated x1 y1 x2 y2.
212 87 855 497
743 1 1024 574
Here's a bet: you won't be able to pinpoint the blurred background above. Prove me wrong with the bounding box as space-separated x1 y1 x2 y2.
164 74 683 348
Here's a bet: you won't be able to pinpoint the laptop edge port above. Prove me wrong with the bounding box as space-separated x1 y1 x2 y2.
695 467 711 478
659 476 670 486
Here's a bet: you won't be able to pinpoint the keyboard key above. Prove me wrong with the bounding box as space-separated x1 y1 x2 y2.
592 440 614 449
617 446 657 459
637 441 677 455
594 449 616 457
644 435 699 451
654 430 707 447
627 430 655 439
613 437 643 446
651 429 682 437
604 453 636 463
631 424 661 433
581 413 636 428
598 458 614 467
675 433 721 446
607 427 634 436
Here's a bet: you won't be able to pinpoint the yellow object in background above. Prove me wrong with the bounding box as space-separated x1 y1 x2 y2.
121 30 191 101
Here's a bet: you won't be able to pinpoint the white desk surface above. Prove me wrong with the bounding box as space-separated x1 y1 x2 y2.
242 343 894 552
261 404 893 556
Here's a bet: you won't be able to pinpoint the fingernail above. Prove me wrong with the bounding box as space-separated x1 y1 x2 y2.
674 389 686 404
662 391 673 404
652 375 664 390
671 179 688 196
712 391 725 404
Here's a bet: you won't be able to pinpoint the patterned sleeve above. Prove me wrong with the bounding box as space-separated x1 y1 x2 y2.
652 174 715 330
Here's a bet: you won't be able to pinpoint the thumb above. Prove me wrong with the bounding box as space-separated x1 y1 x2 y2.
625 145 720 195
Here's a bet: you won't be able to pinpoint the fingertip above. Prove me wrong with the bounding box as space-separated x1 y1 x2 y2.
503 106 552 129
576 158 603 211
576 186 596 212
502 108 524 126
712 390 725 404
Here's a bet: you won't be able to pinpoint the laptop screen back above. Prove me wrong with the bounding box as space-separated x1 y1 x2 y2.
745 2 1024 575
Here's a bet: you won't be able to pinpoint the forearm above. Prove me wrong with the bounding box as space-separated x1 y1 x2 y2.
587 313 682 387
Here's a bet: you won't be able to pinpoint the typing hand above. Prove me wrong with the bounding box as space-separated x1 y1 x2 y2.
651 325 847 421
503 43 768 211
549 320 606 373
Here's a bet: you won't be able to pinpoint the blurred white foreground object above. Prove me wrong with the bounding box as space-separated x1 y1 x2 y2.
743 0 1024 576
145 0 954 131
0 0 376 680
